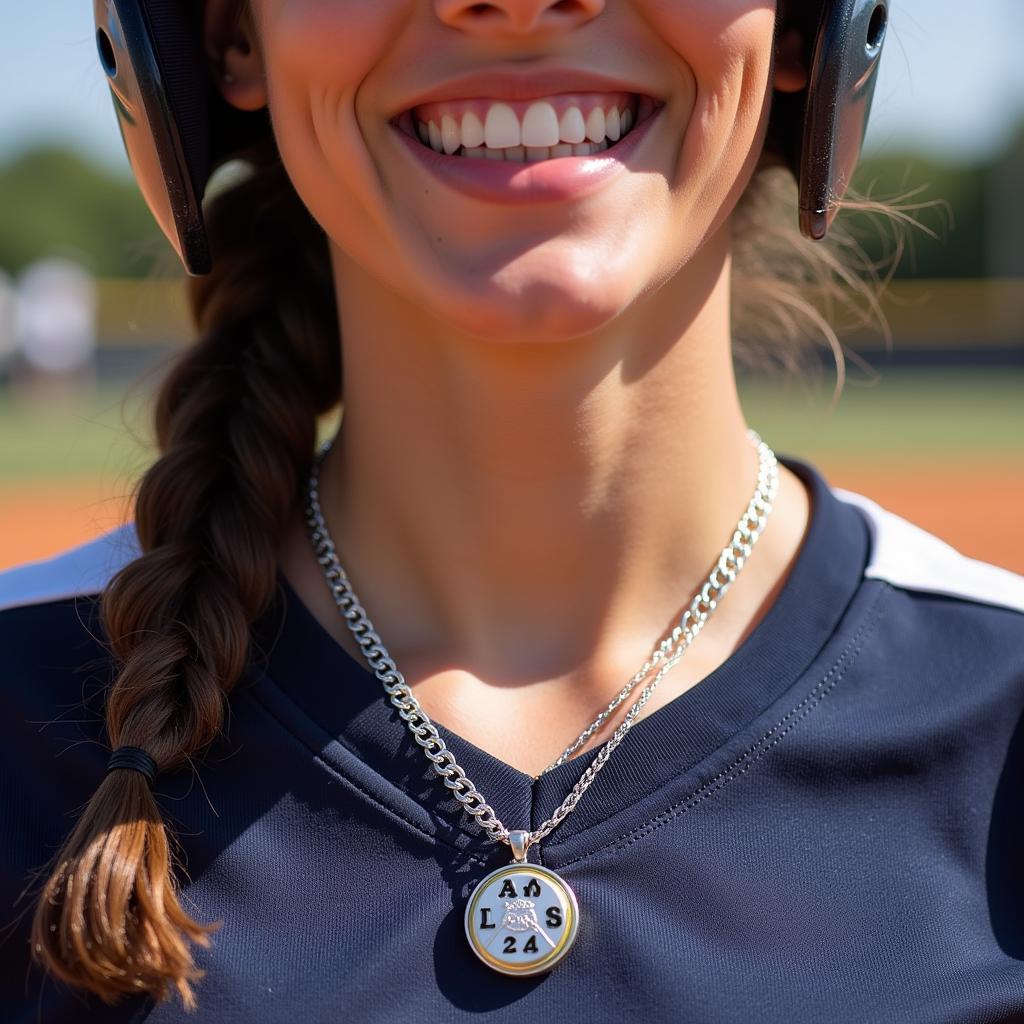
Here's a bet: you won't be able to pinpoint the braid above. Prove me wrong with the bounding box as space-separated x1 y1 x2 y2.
31 137 341 1007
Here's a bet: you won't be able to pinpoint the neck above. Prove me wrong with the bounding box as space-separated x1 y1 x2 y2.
309 230 792 685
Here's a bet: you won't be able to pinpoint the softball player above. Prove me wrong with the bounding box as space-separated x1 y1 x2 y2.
1 0 1023 1020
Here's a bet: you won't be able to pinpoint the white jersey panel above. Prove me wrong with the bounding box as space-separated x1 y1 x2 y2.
832 487 1024 614
0 523 141 614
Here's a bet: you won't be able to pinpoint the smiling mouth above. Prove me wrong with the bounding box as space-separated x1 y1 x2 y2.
391 94 663 163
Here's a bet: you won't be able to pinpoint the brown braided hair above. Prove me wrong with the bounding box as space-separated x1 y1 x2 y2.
29 133 340 1008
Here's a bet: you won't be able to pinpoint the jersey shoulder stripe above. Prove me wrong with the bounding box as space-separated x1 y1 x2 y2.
0 522 141 614
0 486 1022 616
832 487 1024 614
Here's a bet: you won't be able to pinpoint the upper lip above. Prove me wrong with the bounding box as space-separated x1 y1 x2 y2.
391 67 664 120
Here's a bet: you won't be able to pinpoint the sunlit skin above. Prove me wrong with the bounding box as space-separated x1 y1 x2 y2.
205 0 812 777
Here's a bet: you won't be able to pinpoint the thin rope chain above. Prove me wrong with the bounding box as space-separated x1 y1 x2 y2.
303 428 779 853
541 430 779 772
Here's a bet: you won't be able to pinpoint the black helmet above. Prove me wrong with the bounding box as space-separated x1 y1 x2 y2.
92 0 888 276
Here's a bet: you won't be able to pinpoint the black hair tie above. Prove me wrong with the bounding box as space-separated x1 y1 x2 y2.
105 746 158 785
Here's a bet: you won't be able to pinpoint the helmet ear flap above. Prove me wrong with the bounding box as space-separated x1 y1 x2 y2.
92 0 270 276
766 0 890 240
93 0 211 274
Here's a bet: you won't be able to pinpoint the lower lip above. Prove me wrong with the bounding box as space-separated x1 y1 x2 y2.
388 105 664 205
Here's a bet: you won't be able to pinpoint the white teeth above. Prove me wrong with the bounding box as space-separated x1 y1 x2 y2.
605 106 620 142
413 99 643 160
558 107 587 144
521 102 561 147
427 120 443 153
584 106 606 144
441 114 461 154
456 141 609 161
483 103 521 148
460 110 485 148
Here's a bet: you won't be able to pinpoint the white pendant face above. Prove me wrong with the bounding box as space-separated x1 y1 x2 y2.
464 862 579 976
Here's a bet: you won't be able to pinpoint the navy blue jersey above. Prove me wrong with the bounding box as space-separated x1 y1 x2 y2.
2 455 1024 1022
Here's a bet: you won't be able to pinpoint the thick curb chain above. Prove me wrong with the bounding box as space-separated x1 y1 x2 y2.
303 429 778 853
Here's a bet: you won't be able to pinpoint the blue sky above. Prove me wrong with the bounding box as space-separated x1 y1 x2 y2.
2 0 1022 174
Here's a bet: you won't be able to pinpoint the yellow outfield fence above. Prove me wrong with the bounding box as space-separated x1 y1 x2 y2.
92 277 1024 350
95 276 191 344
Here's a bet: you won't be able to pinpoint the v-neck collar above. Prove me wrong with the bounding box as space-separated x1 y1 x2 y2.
249 455 869 863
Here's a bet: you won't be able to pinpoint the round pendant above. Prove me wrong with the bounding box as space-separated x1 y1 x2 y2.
464 862 579 976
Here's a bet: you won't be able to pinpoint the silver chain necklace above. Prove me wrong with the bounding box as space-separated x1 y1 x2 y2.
303 428 778 976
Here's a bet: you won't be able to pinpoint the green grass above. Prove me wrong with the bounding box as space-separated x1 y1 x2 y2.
0 367 1020 483
738 367 1024 462
0 379 156 482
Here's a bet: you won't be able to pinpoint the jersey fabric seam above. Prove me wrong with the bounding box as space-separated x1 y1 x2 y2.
555 582 891 868
244 680 494 867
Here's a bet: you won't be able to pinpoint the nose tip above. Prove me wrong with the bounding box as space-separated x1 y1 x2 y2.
434 0 604 34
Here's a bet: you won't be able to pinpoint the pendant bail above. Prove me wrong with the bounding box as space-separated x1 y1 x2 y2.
507 829 532 863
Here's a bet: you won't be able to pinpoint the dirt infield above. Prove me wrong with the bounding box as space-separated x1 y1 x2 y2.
0 482 131 571
823 461 1024 574
2 461 1022 576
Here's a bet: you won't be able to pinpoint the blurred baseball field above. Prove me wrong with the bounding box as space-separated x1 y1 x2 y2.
1 363 1022 574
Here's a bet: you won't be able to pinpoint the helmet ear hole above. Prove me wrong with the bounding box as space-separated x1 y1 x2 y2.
96 27 117 78
865 3 887 55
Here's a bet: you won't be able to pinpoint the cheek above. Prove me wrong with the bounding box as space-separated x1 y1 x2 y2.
262 0 396 78
646 0 776 67
647 1 776 137
258 0 406 129
251 0 409 250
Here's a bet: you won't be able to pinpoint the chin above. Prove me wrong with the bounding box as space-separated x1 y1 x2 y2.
422 274 634 343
